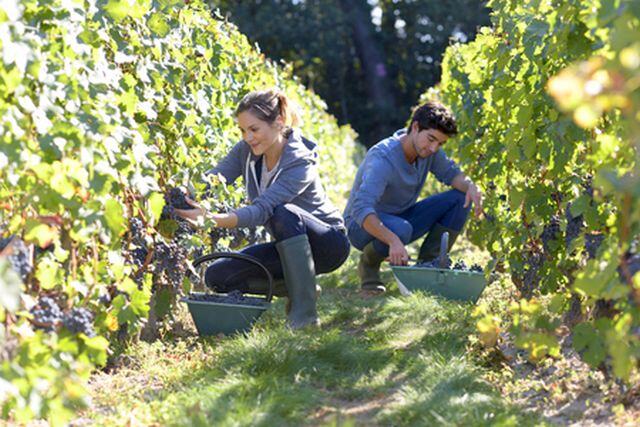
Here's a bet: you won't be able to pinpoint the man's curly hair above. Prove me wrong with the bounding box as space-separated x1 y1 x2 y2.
407 101 458 137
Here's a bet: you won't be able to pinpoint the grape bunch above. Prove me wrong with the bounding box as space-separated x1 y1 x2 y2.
187 290 265 306
585 233 605 259
540 215 560 254
469 264 484 272
415 257 483 272
30 297 63 331
1 237 33 281
564 204 584 248
162 187 195 219
453 260 468 270
0 236 12 252
153 239 188 288
415 255 451 269
62 307 96 337
124 218 150 278
510 250 544 298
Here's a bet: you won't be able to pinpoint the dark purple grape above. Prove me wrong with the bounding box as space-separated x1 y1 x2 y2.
585 233 605 259
511 251 544 298
167 187 193 210
414 256 451 269
128 218 147 246
469 264 483 273
453 260 468 271
153 240 188 288
30 297 63 331
0 236 12 251
7 238 33 281
541 215 560 253
131 247 148 267
62 307 96 337
564 204 584 247
187 290 266 306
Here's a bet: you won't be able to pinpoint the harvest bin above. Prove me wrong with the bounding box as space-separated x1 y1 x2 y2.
182 252 274 336
391 265 487 303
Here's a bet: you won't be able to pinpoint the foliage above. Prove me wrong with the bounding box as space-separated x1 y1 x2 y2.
0 0 357 423
210 0 491 146
429 0 640 379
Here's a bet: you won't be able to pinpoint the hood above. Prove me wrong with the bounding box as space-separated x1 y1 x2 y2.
246 128 317 168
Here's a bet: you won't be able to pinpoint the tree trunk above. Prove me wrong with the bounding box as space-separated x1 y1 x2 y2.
339 0 396 143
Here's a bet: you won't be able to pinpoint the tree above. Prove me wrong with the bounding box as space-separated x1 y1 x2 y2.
210 0 490 147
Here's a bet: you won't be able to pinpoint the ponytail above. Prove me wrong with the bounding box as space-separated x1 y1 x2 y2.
236 89 300 135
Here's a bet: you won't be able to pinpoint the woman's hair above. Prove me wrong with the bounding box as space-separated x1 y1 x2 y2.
407 101 458 136
235 89 300 134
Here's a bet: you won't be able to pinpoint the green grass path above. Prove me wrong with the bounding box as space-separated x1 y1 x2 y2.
84 253 543 426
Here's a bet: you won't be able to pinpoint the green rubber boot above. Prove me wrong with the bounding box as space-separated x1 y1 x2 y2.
358 241 387 293
417 223 461 263
276 234 320 329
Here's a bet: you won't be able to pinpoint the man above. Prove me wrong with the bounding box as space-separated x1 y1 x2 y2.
343 101 483 293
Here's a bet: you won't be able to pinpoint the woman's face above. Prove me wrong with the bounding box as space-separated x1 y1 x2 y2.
237 111 284 156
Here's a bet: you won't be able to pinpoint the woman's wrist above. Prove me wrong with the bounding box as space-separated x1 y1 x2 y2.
210 212 238 228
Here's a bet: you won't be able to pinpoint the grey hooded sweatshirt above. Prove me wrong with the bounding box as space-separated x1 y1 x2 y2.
343 128 462 228
207 129 345 230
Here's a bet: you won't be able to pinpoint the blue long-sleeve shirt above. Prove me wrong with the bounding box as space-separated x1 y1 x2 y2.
343 129 462 228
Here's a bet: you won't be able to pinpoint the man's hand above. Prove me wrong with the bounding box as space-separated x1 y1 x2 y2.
464 183 483 218
387 237 409 266
174 197 206 225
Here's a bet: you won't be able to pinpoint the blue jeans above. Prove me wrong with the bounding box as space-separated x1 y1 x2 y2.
347 189 470 256
205 204 351 292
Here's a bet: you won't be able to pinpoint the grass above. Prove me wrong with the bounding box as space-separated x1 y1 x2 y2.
82 243 545 426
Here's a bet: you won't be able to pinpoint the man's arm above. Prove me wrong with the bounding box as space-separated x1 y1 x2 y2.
362 213 409 265
451 173 483 217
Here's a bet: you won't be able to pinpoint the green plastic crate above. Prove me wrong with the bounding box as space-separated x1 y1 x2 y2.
182 252 274 336
183 293 270 336
391 265 487 303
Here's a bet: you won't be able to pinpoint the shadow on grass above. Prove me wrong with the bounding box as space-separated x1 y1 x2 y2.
99 254 541 426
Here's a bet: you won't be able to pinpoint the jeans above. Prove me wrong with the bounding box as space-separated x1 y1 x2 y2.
205 204 351 292
347 189 471 256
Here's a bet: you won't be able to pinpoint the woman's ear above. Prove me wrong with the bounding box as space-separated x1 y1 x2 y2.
274 115 285 130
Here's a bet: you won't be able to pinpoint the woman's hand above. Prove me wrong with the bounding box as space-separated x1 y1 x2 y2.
174 197 206 225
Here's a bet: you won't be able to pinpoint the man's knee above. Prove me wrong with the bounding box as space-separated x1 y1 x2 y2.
450 189 466 205
391 221 413 244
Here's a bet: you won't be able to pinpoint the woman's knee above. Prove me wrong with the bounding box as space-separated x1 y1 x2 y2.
204 259 235 291
269 204 305 240
316 233 351 274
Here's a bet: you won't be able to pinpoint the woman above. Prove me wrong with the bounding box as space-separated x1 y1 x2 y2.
175 89 351 329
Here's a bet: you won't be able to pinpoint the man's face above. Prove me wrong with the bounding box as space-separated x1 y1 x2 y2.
412 124 449 158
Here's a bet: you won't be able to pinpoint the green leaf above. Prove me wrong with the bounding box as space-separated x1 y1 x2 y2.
24 219 58 248
148 13 170 37
104 198 126 237
573 322 606 367
569 195 589 217
148 192 165 225
153 287 174 319
104 0 129 22
81 336 109 367
35 259 62 290
130 287 150 317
